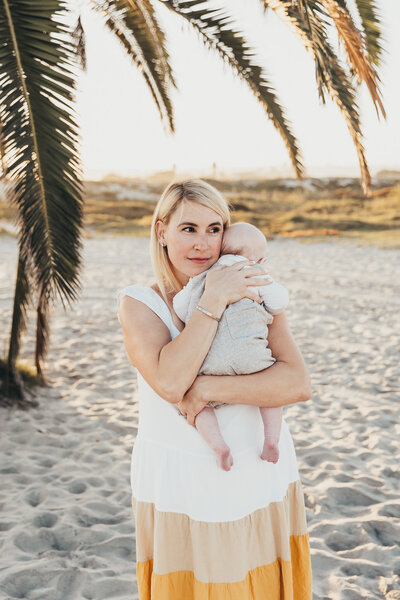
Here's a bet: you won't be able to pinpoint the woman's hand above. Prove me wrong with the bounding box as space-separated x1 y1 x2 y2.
176 376 209 426
203 259 271 307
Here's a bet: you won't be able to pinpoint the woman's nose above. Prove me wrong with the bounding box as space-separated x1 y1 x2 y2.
193 235 208 250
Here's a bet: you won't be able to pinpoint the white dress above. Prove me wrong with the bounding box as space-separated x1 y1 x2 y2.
117 284 312 599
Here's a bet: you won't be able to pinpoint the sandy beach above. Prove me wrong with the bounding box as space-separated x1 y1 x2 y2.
0 234 399 600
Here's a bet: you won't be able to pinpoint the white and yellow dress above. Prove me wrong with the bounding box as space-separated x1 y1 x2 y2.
117 284 312 599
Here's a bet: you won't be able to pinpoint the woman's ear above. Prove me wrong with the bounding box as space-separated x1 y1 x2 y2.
155 219 166 245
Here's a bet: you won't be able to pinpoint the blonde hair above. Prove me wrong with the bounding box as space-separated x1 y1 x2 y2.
150 179 231 303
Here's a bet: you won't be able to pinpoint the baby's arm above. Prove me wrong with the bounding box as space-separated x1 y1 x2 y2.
216 254 288 313
244 261 288 314
218 255 288 314
257 277 289 314
215 254 244 267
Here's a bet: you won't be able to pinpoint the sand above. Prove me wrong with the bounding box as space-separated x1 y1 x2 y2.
0 234 399 600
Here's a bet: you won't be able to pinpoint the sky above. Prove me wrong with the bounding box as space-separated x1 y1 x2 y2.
75 0 400 179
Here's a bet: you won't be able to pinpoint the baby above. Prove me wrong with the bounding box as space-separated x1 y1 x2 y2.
173 222 289 471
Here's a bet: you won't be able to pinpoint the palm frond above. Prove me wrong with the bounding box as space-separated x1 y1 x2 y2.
263 0 372 195
72 14 87 71
354 0 383 65
162 0 304 178
91 0 176 134
335 0 383 66
0 0 84 372
133 0 177 89
320 0 385 118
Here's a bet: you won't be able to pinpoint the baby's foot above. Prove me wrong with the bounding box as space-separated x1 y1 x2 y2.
261 436 280 463
214 443 234 471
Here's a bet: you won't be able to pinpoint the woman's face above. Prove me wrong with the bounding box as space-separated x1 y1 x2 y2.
156 200 224 286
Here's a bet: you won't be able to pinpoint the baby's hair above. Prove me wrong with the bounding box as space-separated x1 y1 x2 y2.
222 222 267 255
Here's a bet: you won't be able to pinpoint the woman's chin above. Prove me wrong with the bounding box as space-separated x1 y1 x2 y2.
187 259 212 274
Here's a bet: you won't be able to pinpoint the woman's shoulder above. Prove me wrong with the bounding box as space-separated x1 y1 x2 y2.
117 282 154 298
116 283 168 325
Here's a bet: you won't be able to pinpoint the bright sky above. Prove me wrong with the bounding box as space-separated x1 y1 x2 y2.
76 0 399 179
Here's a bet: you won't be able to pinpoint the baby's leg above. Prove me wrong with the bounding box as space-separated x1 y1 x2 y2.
259 406 283 463
195 406 234 471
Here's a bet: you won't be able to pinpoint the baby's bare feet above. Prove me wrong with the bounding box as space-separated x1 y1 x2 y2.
214 444 234 471
261 436 280 463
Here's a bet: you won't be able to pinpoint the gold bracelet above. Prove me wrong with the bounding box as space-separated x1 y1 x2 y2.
196 304 221 322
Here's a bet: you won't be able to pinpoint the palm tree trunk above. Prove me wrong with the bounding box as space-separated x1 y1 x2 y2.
0 247 38 408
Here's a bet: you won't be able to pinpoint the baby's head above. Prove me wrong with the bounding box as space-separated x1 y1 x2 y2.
221 222 267 261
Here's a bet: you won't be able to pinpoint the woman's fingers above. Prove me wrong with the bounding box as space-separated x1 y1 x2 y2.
242 266 269 277
247 275 272 286
182 407 195 426
227 259 256 270
246 293 262 304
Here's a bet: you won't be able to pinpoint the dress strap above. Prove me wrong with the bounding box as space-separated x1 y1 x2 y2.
116 284 171 329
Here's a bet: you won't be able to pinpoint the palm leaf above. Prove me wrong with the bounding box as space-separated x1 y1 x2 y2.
72 14 87 71
263 0 373 195
335 0 383 66
91 0 176 134
161 0 304 178
132 0 177 89
0 0 84 372
320 0 385 118
354 0 383 65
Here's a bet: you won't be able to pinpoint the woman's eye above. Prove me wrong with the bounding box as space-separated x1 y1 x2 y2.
182 227 220 233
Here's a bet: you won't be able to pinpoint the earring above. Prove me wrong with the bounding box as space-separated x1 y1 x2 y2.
160 242 166 247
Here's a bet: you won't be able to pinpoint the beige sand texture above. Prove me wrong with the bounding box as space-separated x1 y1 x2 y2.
0 235 399 600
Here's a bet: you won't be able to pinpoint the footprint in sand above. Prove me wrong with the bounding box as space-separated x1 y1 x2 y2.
304 451 334 467
88 536 135 560
33 513 58 529
14 527 79 553
340 561 390 578
378 503 400 518
326 525 368 551
82 577 136 600
68 480 87 494
362 519 400 546
25 487 47 507
0 569 52 599
326 486 379 507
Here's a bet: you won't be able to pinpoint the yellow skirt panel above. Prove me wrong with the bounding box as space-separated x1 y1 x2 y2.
136 532 312 599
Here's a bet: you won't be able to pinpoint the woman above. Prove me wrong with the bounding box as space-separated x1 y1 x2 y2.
118 179 313 599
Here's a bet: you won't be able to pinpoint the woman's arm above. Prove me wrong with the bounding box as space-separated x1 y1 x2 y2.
119 291 221 404
177 312 311 424
119 261 271 404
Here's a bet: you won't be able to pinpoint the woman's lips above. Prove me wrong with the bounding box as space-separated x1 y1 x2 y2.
189 258 210 263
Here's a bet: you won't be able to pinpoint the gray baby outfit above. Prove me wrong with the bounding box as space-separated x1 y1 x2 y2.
173 254 289 409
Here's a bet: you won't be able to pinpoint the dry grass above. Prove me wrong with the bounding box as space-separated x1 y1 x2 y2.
81 177 400 248
1 177 399 247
